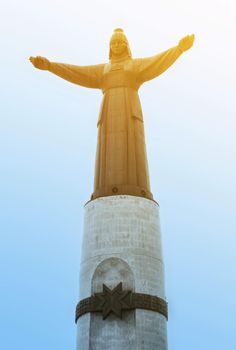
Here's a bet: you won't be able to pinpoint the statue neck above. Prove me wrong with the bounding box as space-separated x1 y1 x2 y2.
110 54 131 63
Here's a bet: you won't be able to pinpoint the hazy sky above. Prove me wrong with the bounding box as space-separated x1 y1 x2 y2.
1 0 236 349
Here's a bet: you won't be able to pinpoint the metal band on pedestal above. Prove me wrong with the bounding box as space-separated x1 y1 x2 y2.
75 282 168 322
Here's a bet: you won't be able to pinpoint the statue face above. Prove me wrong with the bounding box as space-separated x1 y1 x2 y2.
110 39 127 57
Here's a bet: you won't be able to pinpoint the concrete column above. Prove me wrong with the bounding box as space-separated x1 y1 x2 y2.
76 195 168 350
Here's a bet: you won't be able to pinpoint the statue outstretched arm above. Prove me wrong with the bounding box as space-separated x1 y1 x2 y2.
29 56 104 89
135 34 195 84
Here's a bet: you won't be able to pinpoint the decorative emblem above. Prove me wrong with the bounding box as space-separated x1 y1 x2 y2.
75 282 168 322
96 282 132 319
112 187 118 193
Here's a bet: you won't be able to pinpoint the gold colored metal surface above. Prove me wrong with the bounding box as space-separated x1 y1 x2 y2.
30 29 194 200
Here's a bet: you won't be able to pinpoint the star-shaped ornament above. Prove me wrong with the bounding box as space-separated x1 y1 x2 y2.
95 282 132 320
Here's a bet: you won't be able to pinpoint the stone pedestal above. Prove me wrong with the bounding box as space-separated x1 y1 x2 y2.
76 195 168 350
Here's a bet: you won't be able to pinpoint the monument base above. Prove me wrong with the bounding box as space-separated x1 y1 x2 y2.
76 195 168 350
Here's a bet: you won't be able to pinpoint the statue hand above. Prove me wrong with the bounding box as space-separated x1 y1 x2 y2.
178 34 195 52
29 56 50 70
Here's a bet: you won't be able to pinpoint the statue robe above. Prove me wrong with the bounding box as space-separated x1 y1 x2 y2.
48 46 182 200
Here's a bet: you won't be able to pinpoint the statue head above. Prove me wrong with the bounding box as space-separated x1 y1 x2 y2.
109 28 132 61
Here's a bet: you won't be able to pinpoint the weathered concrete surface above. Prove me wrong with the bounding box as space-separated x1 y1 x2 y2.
76 195 167 350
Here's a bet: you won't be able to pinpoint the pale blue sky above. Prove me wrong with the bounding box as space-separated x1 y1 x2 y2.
1 0 236 349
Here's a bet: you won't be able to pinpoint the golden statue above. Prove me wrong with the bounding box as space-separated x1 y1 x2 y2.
30 29 194 200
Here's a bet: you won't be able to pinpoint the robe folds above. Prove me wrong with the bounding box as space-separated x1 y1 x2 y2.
49 46 182 200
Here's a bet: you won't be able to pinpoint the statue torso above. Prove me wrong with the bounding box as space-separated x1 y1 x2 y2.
101 60 139 92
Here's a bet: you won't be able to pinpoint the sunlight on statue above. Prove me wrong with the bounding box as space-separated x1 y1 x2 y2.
30 29 194 201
